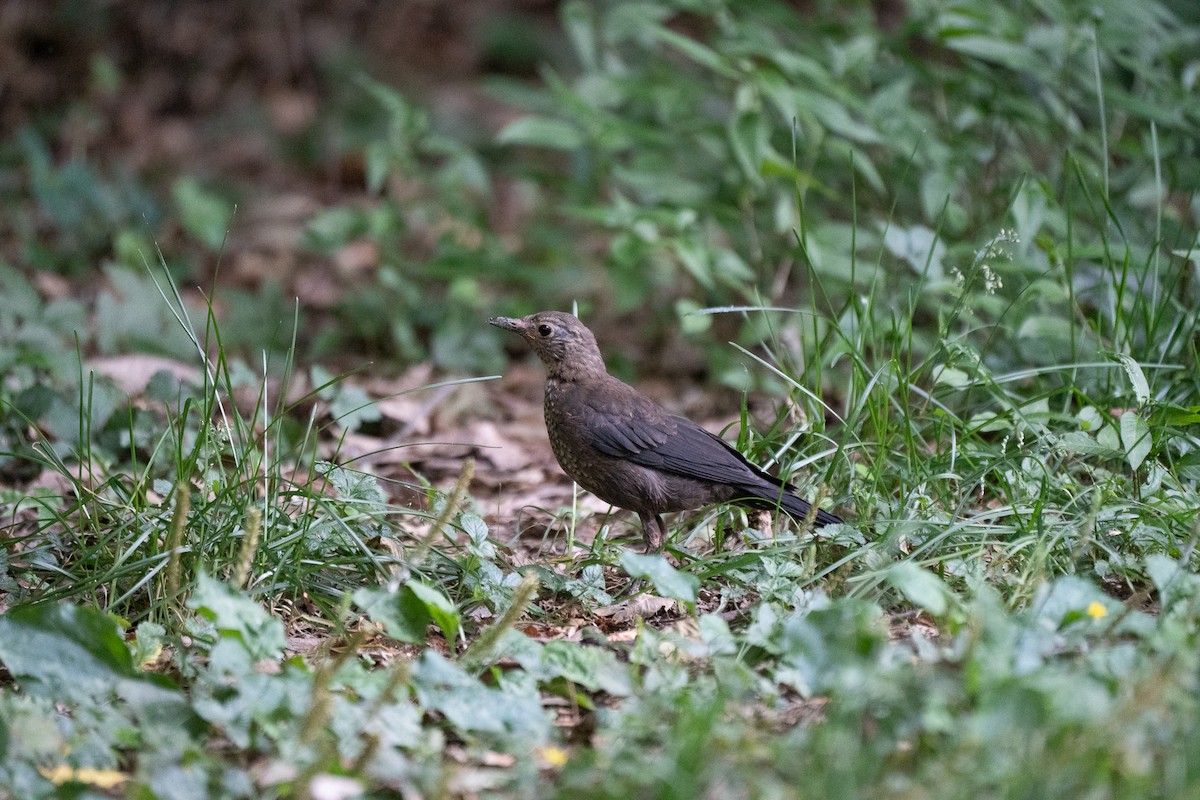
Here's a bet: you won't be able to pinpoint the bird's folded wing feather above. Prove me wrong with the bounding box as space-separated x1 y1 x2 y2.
588 408 784 489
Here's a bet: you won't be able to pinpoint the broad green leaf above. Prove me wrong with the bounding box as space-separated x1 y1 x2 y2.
413 651 549 740
1076 406 1104 431
355 585 428 644
1144 553 1200 610
319 460 387 503
699 614 737 656
188 572 285 661
563 564 613 606
561 0 597 70
1145 553 1181 598
1056 431 1123 459
460 511 496 559
650 26 736 77
714 249 755 282
1097 424 1122 451
1154 403 1200 427
0 603 136 692
328 382 381 433
172 176 232 249
673 237 715 289
728 109 766 186
0 604 192 727
541 640 632 696
355 581 461 645
933 365 971 388
304 206 367 251
363 139 390 195
1031 576 1115 629
604 1 672 39
406 581 461 644
883 224 946 277
497 116 586 150
941 34 1032 71
1119 411 1152 471
133 622 167 669
619 552 699 606
777 599 887 696
887 561 952 617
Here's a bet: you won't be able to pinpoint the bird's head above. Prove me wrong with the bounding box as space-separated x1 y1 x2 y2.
489 311 607 381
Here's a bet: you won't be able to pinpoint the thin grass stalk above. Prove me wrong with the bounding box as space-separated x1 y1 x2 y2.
164 482 191 612
459 572 540 670
410 456 474 567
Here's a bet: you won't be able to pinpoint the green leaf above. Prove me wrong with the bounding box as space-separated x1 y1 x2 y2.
728 110 767 186
1031 576 1114 629
564 564 613 606
133 621 167 668
941 34 1032 71
540 640 632 695
673 237 715 289
887 561 953 617
650 26 736 77
497 116 586 149
1114 354 1151 406
699 614 737 656
0 603 136 693
328 382 381 433
318 461 387 504
304 206 367 251
561 0 598 70
188 572 285 661
619 552 699 606
355 581 461 645
172 176 232 249
1144 553 1199 609
413 651 550 740
1154 403 1200 427
933 365 972 388
460 511 496 559
356 586 427 644
0 604 192 727
406 581 461 644
363 139 391 195
1056 431 1123 459
1119 411 1152 471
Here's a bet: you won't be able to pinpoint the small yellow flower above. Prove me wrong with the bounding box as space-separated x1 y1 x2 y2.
537 745 570 768
1087 601 1108 619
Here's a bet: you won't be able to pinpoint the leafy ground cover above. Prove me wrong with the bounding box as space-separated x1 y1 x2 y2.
1 0 1199 797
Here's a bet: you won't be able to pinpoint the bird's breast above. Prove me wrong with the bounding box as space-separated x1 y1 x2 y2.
543 378 592 477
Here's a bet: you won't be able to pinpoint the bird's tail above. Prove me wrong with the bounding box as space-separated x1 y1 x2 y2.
742 484 843 527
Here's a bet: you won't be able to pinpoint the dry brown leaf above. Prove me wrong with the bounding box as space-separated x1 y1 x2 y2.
88 354 200 395
594 595 677 623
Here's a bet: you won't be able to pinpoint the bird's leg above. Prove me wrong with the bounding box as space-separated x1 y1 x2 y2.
638 512 666 551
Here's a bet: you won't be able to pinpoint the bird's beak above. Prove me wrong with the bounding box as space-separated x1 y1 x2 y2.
488 316 530 337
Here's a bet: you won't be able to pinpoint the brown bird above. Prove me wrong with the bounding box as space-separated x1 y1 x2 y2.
489 311 842 549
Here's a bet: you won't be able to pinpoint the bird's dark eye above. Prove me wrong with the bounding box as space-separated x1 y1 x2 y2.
537 324 552 337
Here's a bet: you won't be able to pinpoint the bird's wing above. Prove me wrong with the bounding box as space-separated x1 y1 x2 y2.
585 393 782 489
